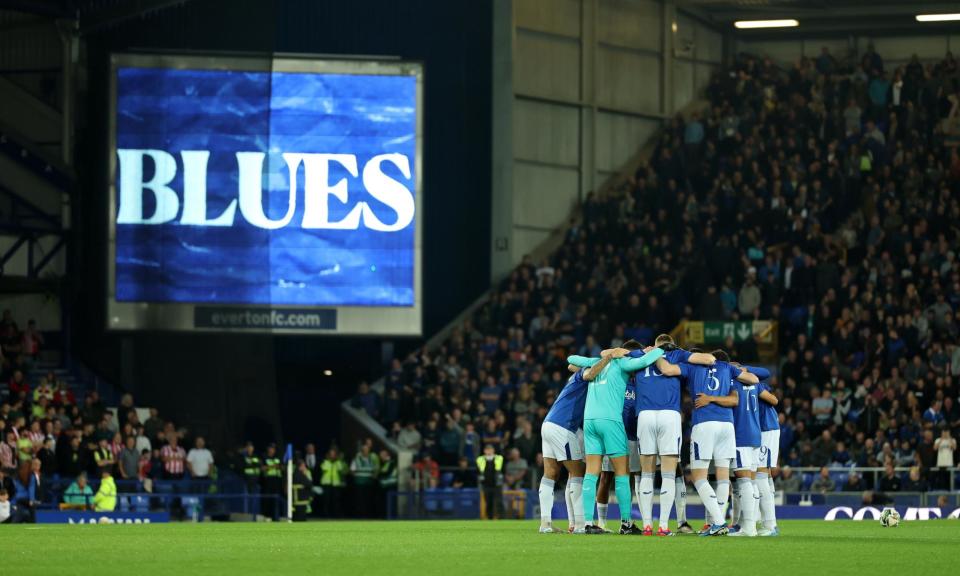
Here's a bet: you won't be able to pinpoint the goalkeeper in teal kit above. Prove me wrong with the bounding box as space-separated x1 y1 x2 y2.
568 341 664 534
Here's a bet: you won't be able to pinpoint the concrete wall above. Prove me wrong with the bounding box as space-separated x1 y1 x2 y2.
738 33 960 69
491 0 724 276
0 293 62 330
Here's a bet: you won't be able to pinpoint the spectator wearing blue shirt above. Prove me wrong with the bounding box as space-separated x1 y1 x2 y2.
351 382 380 419
815 46 837 75
831 441 851 466
578 335 601 358
868 72 890 115
684 113 704 146
479 377 502 414
923 400 944 428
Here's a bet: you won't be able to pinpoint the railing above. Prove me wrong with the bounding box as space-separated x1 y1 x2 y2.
36 476 286 522
48 492 283 522
668 319 780 362
782 466 957 493
408 464 540 492
407 464 957 494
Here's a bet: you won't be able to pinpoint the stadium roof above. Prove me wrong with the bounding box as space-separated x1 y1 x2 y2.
678 0 960 36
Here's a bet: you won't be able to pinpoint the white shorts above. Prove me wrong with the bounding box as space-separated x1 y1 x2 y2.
541 422 584 462
689 421 736 469
760 429 780 469
628 440 641 473
735 446 760 472
637 410 682 456
602 455 613 472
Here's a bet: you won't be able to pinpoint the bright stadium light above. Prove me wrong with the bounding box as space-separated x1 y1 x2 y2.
916 14 960 22
734 19 799 29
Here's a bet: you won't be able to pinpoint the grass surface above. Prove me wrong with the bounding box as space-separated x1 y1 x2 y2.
2 520 958 575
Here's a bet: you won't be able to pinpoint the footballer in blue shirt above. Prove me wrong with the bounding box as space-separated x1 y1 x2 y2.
728 358 762 538
750 366 779 536
538 362 604 534
683 348 758 536
631 334 716 536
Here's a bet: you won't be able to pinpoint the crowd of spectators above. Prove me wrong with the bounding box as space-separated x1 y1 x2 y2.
350 45 960 495
0 309 224 521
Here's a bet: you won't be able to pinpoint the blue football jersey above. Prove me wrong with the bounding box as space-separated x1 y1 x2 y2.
755 379 780 432
742 365 778 432
544 370 589 432
732 382 762 447
623 380 637 441
687 360 738 426
631 348 692 413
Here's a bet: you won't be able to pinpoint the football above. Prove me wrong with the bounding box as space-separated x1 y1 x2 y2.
880 508 901 528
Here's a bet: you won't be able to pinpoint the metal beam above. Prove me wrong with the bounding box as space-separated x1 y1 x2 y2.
33 235 64 277
79 0 195 35
0 0 70 18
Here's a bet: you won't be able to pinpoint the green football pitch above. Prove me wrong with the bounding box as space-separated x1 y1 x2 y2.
2 520 958 575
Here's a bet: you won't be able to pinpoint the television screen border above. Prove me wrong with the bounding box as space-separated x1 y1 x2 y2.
106 52 423 336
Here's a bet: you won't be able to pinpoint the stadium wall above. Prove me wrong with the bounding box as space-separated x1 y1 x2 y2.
738 32 960 67
69 0 493 451
491 0 724 278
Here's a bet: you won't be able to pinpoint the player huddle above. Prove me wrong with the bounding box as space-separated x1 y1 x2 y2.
538 334 781 537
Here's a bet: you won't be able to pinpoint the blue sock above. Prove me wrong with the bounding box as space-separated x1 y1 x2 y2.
615 475 633 523
582 473 598 524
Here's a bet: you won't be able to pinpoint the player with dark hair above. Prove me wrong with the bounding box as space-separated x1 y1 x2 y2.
683 348 757 536
630 334 715 535
568 341 664 534
538 362 603 533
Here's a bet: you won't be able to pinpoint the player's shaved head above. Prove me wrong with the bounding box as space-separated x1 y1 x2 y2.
622 339 642 350
654 333 674 347
712 349 730 362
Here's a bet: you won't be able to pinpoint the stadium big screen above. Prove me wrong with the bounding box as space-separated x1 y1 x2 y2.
106 53 423 335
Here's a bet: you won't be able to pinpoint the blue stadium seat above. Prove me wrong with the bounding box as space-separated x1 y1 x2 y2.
132 495 150 512
118 496 130 511
439 472 454 488
830 471 848 487
181 496 200 516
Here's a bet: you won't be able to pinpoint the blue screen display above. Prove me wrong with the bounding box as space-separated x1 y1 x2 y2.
114 67 416 307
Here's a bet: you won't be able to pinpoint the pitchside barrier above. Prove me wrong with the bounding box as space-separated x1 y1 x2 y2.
29 493 284 523
387 489 960 521
24 475 285 523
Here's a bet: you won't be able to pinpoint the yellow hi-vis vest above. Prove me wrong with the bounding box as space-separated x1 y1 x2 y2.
320 459 346 487
93 476 117 512
264 457 283 478
243 455 260 477
475 455 503 472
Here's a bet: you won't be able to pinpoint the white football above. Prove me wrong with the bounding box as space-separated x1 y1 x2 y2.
880 508 900 527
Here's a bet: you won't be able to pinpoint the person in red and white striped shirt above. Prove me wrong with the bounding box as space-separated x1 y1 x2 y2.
161 435 186 478
26 421 44 453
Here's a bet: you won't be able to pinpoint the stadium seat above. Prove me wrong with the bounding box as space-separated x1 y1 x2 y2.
132 495 150 512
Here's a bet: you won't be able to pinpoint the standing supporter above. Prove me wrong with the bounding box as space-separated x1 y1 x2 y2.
319 447 347 518
160 434 186 479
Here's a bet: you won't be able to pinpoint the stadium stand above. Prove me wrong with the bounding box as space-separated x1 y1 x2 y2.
3 45 959 523
0 308 288 522
340 46 960 513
